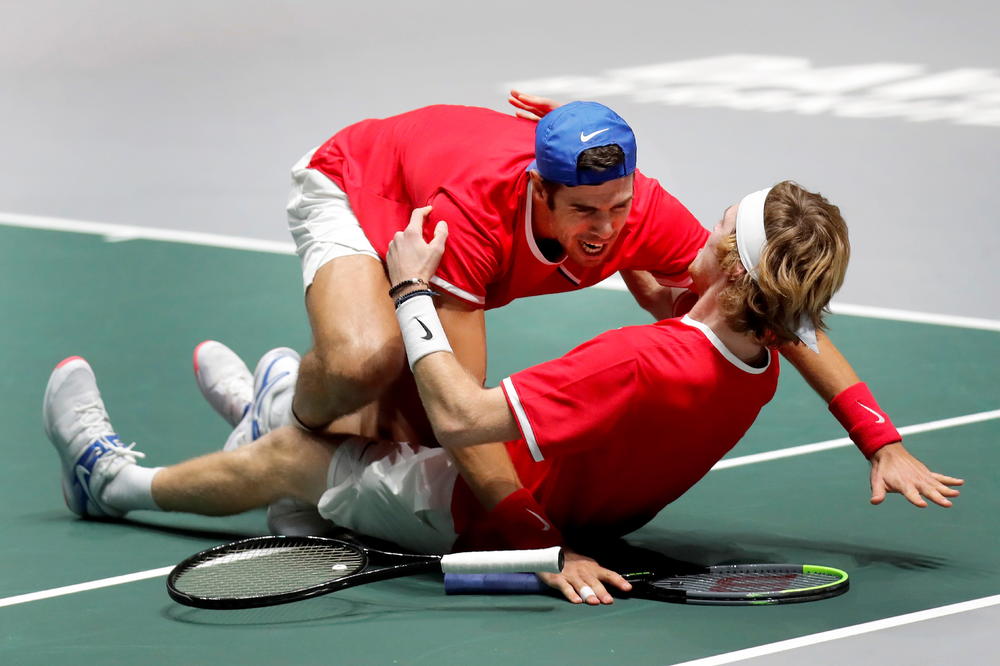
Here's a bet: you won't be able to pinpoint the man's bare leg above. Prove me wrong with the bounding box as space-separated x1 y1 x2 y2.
249 253 403 536
294 255 407 430
43 357 341 521
150 427 339 516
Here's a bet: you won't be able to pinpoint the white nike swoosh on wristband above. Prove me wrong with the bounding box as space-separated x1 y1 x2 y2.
525 509 551 531
580 128 610 142
857 401 886 424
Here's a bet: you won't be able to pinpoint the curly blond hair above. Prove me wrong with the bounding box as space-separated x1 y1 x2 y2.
716 181 850 346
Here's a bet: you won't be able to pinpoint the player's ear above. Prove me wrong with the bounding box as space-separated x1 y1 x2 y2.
529 171 550 207
727 261 747 282
530 173 562 211
528 170 544 191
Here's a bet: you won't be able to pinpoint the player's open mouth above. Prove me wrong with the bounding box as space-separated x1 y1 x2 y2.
579 240 606 256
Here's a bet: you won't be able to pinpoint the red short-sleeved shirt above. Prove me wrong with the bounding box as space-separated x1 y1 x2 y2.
308 105 708 309
452 317 780 539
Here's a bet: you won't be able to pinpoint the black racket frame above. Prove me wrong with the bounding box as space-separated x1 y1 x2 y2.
167 535 446 610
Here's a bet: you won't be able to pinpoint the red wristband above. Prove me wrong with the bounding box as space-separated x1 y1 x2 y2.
453 489 563 552
828 382 901 459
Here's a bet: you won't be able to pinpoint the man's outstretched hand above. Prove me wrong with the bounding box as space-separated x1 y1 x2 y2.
869 443 964 508
537 549 632 605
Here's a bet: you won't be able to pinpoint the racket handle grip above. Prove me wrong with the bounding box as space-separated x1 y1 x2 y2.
440 546 564 574
444 573 549 595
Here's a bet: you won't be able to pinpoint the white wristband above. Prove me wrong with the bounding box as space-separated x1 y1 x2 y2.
395 293 453 371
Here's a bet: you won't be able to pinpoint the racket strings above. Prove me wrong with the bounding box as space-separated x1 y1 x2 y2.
652 570 841 594
172 542 366 598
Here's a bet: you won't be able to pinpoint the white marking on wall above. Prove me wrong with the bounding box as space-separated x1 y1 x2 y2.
505 55 1000 127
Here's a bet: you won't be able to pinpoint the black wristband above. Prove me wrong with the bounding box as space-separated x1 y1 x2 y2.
393 289 437 309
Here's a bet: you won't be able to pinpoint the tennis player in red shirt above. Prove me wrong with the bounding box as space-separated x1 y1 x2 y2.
378 181 963 602
42 181 963 605
246 101 711 532
219 99 927 536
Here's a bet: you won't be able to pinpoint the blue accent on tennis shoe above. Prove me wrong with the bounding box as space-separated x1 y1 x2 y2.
252 359 289 441
246 347 299 442
71 434 122 511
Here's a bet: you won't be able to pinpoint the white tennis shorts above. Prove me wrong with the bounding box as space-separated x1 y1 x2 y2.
286 148 380 290
318 438 459 554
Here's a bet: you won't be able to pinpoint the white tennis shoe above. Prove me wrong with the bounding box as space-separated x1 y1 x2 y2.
222 408 254 452
42 357 145 518
193 340 253 428
222 346 301 451
249 347 301 440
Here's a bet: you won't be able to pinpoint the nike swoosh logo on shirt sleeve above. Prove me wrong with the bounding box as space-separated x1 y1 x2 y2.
580 128 610 142
525 509 552 531
857 401 886 424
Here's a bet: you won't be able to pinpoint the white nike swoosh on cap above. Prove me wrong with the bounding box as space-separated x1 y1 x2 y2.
857 401 886 424
580 128 610 142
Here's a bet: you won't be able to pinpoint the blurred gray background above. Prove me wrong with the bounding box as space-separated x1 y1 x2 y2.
2 1 998 320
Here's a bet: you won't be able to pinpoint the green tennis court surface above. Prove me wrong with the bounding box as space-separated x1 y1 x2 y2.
2 224 998 665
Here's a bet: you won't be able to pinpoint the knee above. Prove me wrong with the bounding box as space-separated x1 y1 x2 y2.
244 429 309 486
245 427 336 502
311 335 405 393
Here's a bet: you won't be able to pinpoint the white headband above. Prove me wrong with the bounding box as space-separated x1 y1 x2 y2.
735 186 820 354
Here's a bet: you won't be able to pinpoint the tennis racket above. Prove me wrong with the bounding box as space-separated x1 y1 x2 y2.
445 563 849 605
167 535 563 609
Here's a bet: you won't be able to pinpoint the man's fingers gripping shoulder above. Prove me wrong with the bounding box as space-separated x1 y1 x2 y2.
431 220 448 249
407 205 434 232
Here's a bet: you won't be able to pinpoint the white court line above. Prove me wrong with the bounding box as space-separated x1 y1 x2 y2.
2 408 997 610
0 566 174 609
595 273 1000 332
713 408 1000 470
828 303 1000 333
2 210 999 332
671 594 1000 666
0 211 294 255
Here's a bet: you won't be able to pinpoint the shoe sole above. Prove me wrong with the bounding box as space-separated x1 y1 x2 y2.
192 340 215 376
42 356 91 444
42 356 98 517
250 348 300 440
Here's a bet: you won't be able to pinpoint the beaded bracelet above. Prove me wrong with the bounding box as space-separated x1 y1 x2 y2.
388 278 429 298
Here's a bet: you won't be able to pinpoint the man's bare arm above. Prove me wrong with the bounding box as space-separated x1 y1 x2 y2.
778 330 860 400
781 330 963 507
408 343 519 449
620 269 696 320
434 301 523 509
388 206 634 604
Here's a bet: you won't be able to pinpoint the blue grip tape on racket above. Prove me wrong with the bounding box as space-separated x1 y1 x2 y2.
444 573 548 595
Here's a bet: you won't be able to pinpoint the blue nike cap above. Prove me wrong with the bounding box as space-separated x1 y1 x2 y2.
528 101 637 186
